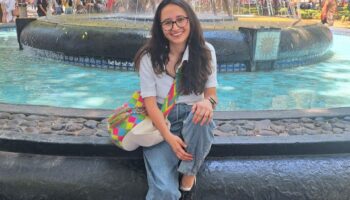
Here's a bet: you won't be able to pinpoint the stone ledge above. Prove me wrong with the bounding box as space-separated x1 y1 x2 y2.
2 132 350 158
2 102 350 120
0 103 111 120
1 103 350 158
1 151 350 200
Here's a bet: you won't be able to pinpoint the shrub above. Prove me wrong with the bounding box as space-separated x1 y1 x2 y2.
335 10 350 20
300 9 320 19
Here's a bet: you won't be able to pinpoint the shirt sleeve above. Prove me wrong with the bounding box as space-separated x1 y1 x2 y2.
205 42 218 88
139 54 157 98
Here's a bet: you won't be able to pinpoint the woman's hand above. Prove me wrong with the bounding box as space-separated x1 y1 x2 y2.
191 99 213 126
143 96 192 160
164 134 193 161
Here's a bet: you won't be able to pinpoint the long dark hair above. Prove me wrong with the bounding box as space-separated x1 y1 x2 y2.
134 0 212 95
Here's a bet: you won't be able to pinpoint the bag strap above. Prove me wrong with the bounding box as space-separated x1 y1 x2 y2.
161 71 182 117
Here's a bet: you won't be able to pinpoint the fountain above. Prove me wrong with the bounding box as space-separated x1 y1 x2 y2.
1 1 350 199
15 0 333 72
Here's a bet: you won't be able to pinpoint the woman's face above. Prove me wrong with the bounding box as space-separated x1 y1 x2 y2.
160 4 190 47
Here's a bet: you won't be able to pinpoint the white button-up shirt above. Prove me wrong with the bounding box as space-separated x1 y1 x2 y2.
139 42 217 105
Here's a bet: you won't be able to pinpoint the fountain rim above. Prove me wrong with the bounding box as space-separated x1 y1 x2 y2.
32 14 313 30
32 16 240 31
79 13 237 22
1 102 350 158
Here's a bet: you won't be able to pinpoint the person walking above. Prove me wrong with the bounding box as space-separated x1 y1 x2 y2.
321 0 337 25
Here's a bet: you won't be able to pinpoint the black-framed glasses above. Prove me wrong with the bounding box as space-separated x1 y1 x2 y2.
161 16 189 31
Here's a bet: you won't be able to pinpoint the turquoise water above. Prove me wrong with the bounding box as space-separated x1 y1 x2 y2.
1 29 350 111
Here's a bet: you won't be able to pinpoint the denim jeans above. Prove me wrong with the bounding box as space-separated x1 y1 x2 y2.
143 103 216 200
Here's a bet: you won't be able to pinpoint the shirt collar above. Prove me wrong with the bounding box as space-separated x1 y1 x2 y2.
181 45 189 62
176 45 189 72
162 45 189 72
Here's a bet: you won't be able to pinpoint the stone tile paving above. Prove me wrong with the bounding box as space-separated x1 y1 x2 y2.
214 116 350 136
1 112 349 138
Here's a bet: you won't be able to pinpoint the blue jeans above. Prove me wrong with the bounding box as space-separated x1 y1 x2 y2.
143 103 215 200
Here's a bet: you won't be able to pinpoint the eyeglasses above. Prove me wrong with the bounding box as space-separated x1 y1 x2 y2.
161 16 189 31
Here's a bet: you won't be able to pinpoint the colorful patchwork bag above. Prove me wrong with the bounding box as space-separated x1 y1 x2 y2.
107 72 181 151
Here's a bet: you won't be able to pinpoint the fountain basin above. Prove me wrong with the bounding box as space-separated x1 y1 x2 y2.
17 16 333 72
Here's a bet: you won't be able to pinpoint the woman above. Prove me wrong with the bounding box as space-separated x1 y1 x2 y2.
134 0 218 199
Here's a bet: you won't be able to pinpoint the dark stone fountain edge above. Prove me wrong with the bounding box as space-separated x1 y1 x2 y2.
1 103 350 158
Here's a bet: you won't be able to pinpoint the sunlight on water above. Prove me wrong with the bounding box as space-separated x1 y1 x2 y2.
1 29 350 111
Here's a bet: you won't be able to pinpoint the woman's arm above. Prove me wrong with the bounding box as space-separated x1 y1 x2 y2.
143 96 172 139
191 43 218 125
191 87 217 125
144 96 193 161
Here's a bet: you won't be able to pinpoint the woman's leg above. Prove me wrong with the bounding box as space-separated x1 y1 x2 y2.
177 112 215 200
143 104 191 200
143 141 181 200
178 112 215 177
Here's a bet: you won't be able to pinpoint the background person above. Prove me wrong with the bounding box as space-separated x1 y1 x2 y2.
0 0 7 23
36 0 47 16
54 0 63 14
63 0 73 14
321 0 337 25
3 0 15 22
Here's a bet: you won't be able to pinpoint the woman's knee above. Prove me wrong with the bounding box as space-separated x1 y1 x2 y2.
184 118 216 133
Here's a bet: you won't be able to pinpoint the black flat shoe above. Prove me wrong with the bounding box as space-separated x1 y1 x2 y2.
180 178 196 200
